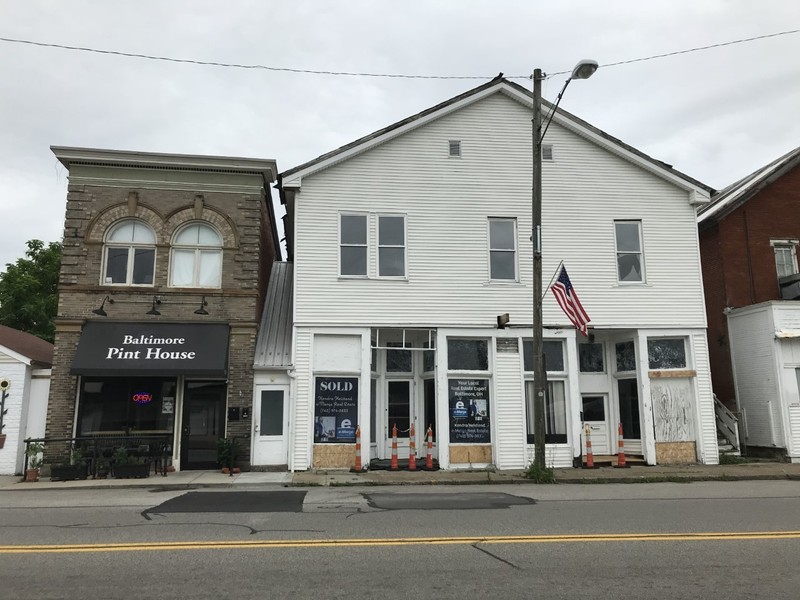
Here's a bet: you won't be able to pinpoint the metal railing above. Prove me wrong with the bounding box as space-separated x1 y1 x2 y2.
23 434 173 480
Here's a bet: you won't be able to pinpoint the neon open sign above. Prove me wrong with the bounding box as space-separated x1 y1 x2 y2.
132 392 153 404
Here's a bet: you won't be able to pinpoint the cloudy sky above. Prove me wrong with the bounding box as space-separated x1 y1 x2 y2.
1 1 799 269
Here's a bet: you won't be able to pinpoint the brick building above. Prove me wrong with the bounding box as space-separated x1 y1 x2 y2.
47 147 279 470
699 145 800 459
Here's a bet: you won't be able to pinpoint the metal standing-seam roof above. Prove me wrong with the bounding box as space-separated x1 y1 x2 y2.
254 262 293 369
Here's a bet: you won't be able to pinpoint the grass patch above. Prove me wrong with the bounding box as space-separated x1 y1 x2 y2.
525 463 556 483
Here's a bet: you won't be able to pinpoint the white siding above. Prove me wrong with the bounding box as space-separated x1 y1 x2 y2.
691 331 718 464
293 93 706 331
525 444 573 469
291 328 313 470
0 362 29 475
728 306 781 447
493 341 526 469
788 406 800 461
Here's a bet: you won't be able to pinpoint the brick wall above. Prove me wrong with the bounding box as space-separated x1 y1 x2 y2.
700 163 800 410
47 167 278 468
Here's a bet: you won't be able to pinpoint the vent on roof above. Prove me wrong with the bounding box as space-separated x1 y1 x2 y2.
448 140 461 157
542 144 554 161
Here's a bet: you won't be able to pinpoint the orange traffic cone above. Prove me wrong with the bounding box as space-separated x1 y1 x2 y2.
584 424 596 469
390 423 399 471
425 425 433 470
408 423 417 471
353 425 363 472
614 422 629 468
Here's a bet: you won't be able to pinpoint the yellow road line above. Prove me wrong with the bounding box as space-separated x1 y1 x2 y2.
2 531 800 554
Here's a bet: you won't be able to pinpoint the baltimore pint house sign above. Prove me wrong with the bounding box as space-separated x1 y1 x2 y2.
71 322 230 377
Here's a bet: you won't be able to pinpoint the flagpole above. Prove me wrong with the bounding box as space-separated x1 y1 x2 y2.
542 260 564 302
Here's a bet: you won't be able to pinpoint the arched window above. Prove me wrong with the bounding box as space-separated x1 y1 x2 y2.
103 220 156 286
170 223 222 288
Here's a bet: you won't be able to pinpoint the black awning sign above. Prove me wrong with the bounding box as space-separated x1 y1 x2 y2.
71 321 230 377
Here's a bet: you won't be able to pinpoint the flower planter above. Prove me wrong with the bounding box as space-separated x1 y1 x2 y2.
0 434 6 449
50 464 89 481
113 463 151 479
221 467 241 475
25 468 39 482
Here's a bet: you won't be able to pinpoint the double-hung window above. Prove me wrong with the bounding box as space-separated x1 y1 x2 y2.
170 223 223 288
615 220 644 283
339 213 406 278
340 214 368 276
103 220 156 286
378 215 406 277
488 218 517 281
773 241 798 279
522 339 568 443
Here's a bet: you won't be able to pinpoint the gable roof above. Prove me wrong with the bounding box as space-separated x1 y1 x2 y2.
279 76 713 199
698 145 800 225
0 325 53 367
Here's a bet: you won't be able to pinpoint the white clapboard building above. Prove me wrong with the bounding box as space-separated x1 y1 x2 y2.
277 77 717 471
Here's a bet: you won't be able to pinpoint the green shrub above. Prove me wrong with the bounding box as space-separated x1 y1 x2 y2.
525 463 556 483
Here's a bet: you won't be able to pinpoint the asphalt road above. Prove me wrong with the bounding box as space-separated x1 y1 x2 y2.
1 481 799 599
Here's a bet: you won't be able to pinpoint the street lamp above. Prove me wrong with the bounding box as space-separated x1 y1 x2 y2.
531 60 597 471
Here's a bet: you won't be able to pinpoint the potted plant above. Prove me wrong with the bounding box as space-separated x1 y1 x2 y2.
112 447 150 479
50 446 89 481
217 437 241 474
25 442 45 482
94 456 110 479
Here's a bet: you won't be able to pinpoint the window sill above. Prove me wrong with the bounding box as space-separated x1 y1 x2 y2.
612 282 651 288
484 280 524 286
338 276 409 282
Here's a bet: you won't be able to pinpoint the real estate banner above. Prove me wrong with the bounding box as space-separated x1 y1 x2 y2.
314 376 358 443
448 378 490 443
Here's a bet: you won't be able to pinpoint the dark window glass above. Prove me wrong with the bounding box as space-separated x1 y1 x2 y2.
340 215 367 244
371 348 377 373
386 344 412 372
423 349 435 373
617 378 641 439
523 340 564 372
579 343 605 372
424 378 436 438
647 338 686 369
379 216 405 246
490 252 516 280
379 247 405 276
259 390 284 436
105 248 129 283
447 339 488 371
616 341 636 372
370 378 377 443
77 377 176 435
582 396 605 422
387 381 410 439
341 246 367 275
132 248 155 284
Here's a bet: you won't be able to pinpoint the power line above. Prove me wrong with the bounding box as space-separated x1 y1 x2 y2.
1 28 798 80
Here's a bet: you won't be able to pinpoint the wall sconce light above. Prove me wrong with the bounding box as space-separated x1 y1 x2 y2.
146 296 161 316
92 296 114 317
496 313 510 329
194 296 209 315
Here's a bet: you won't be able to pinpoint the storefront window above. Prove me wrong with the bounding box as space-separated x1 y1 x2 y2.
525 380 568 444
447 339 488 371
647 338 687 369
77 378 176 435
523 340 565 372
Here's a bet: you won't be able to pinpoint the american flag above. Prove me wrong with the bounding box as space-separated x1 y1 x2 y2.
550 265 591 336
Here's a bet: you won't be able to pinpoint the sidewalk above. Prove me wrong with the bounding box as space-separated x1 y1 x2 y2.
2 461 800 491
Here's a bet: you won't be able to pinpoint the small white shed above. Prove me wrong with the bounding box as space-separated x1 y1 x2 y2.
728 301 800 462
0 325 53 475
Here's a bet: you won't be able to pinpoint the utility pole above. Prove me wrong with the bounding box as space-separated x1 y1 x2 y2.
532 68 546 470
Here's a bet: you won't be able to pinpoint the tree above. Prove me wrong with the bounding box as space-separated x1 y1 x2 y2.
0 240 61 342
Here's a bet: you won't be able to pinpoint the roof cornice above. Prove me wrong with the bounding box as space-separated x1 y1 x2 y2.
51 146 278 182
